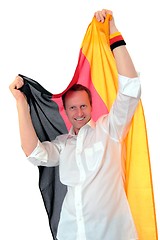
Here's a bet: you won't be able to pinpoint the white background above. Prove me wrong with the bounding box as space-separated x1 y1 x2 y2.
0 0 159 239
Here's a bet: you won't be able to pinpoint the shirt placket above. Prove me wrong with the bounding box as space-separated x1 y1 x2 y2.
75 132 86 240
75 185 86 240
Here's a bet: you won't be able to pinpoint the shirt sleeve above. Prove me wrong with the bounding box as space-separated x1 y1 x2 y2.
27 139 61 167
118 74 141 98
101 74 141 141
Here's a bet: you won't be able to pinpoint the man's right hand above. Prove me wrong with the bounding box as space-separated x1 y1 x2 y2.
9 76 26 102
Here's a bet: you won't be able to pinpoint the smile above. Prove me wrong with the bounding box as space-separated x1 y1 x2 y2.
74 117 85 121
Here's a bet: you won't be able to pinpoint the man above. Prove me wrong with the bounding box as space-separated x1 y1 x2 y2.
9 9 141 240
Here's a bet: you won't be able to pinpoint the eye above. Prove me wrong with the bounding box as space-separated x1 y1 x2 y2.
81 105 87 109
69 106 76 111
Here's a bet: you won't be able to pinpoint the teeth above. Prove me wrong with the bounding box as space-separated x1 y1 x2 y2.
75 117 84 121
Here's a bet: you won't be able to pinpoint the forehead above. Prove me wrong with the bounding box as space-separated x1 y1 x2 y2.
65 90 90 105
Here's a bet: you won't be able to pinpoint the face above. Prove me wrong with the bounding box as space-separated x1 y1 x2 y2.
65 90 92 134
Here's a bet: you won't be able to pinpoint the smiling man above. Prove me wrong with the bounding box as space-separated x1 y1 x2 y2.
9 9 141 240
62 84 92 135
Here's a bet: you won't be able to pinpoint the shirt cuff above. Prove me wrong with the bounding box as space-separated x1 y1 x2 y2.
27 140 48 164
118 74 141 98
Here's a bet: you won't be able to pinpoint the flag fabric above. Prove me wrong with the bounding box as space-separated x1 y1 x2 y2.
20 14 158 240
19 77 68 239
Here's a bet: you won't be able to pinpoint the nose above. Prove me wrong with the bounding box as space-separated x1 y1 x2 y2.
77 107 83 116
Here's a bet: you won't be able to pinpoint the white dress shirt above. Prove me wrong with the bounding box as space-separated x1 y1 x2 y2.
27 75 141 240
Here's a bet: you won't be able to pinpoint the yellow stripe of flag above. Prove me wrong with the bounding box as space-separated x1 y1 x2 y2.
80 15 158 240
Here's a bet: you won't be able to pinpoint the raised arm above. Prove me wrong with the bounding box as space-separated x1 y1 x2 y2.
9 76 38 156
94 9 138 78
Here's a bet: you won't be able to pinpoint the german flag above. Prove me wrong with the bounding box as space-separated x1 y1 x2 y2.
20 14 158 240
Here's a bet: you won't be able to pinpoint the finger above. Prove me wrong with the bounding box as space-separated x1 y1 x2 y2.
9 76 24 92
94 9 112 23
15 76 24 89
94 11 105 22
101 9 113 19
103 9 113 16
15 76 24 84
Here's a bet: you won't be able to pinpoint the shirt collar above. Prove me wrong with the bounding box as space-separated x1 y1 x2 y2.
68 118 96 137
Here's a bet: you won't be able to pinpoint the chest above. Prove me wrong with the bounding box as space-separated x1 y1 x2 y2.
59 130 121 186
